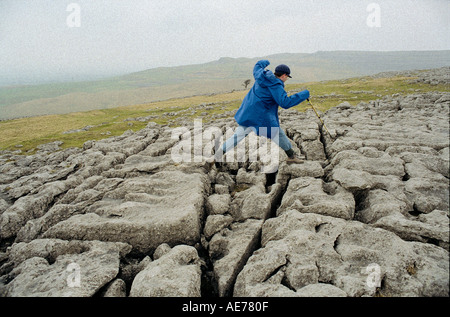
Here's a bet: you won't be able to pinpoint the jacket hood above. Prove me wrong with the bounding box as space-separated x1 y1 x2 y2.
256 69 284 88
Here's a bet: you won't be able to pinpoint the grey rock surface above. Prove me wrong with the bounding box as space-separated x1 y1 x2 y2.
3 239 131 297
129 244 202 297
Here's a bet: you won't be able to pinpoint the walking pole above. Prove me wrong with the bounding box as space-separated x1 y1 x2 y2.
307 98 333 138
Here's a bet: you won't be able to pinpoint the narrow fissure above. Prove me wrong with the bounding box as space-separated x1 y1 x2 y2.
318 123 332 162
198 161 292 297
198 244 219 297
375 275 389 297
0 237 15 256
262 263 286 283
408 203 422 217
353 189 370 219
198 187 220 297
333 234 344 261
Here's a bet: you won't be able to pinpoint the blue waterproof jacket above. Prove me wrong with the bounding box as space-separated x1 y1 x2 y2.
235 60 310 138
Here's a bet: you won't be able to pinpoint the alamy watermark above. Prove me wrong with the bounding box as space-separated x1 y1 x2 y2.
66 262 81 288
64 3 380 29
170 119 280 173
366 263 382 291
66 3 81 28
366 3 381 28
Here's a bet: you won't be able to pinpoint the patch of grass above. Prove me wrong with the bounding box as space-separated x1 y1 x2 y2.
0 90 248 153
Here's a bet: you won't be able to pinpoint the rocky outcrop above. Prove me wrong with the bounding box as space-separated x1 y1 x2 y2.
130 244 202 297
0 70 448 297
42 170 208 254
4 239 131 297
235 210 448 297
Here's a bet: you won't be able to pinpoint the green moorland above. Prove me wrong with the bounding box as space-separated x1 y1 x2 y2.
1 73 449 154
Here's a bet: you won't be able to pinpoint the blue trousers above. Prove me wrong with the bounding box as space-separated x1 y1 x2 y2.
221 125 292 154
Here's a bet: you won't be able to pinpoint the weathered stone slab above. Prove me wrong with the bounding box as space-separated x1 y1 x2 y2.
4 239 131 297
43 171 208 254
278 177 355 220
130 245 201 297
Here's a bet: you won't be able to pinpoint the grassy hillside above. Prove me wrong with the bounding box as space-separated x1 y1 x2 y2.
1 51 449 120
1 71 449 154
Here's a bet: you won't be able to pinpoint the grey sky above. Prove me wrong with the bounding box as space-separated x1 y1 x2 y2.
1 0 449 85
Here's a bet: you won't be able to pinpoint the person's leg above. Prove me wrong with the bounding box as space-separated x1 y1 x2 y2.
275 128 292 152
272 127 292 153
215 125 254 161
272 127 303 163
222 126 246 153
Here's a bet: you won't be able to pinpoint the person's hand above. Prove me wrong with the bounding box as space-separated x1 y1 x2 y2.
259 60 270 68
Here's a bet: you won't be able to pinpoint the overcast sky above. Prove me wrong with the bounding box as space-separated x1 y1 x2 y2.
1 0 449 85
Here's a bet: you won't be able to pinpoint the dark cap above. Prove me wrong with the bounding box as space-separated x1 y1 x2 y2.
275 64 292 78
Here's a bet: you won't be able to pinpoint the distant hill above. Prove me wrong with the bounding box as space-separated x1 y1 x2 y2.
1 50 449 120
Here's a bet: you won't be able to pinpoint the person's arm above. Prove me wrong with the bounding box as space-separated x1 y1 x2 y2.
253 60 270 79
270 86 310 109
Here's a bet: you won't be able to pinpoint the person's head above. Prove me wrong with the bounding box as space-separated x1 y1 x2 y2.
274 64 292 82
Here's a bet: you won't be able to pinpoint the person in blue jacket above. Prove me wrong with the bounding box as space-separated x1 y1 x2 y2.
217 60 310 164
